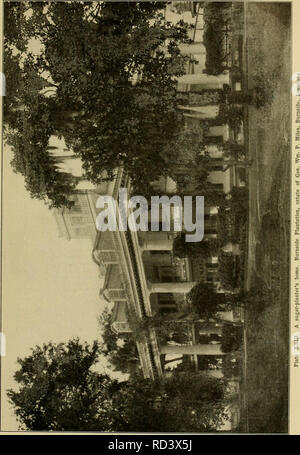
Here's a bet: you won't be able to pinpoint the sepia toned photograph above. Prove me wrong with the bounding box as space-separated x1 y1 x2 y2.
1 1 292 434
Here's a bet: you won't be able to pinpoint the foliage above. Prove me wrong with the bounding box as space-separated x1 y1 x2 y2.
252 63 284 108
109 340 139 375
6 103 76 209
4 1 193 206
217 252 240 291
126 310 192 345
161 127 212 188
240 276 273 319
225 89 253 105
186 283 227 319
173 233 212 259
221 141 246 161
216 187 248 246
220 325 243 353
188 89 222 106
8 340 229 431
98 307 119 353
222 354 242 378
7 339 121 431
154 319 192 345
224 82 274 109
114 371 229 432
197 355 220 371
217 103 244 129
229 187 249 215
98 307 139 375
201 190 227 207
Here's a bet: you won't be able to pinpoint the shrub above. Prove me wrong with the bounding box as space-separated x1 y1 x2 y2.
217 188 248 245
203 2 232 75
173 233 211 259
221 325 243 353
240 275 273 320
222 354 242 377
187 282 227 319
218 252 240 290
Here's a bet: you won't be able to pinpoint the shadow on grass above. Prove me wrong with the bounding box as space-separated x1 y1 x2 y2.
244 156 289 433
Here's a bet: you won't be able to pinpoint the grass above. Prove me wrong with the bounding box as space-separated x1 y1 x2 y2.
242 3 291 433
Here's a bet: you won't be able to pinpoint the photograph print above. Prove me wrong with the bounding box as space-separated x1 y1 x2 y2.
1 1 291 433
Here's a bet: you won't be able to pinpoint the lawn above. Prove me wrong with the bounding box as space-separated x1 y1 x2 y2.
242 2 291 433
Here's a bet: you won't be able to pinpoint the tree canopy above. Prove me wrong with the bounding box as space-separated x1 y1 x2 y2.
186 282 227 319
173 233 215 259
98 307 139 375
221 325 243 353
203 2 232 75
7 339 121 431
4 1 193 207
8 339 229 431
117 371 229 432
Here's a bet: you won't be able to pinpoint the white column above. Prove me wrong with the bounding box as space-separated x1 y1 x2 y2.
178 42 206 55
148 281 197 294
160 343 224 355
177 73 229 90
178 104 219 119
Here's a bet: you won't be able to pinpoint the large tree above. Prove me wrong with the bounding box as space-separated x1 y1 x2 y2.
173 232 219 259
8 339 230 431
115 371 229 432
98 307 139 375
203 2 232 75
7 100 76 209
186 282 227 319
4 1 192 206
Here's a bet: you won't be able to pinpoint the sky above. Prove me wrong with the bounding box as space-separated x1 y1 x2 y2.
1 146 110 431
